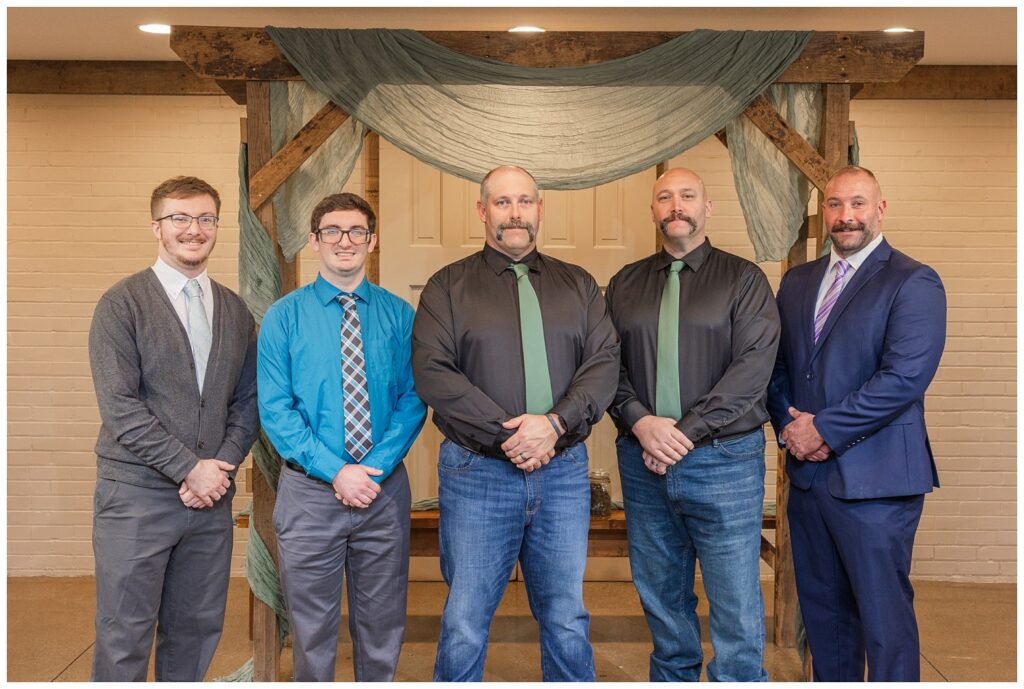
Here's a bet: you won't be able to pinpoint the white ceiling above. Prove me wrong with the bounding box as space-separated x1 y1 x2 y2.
5 6 1017 65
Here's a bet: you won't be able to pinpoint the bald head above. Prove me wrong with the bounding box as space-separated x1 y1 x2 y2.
651 167 712 256
480 165 539 202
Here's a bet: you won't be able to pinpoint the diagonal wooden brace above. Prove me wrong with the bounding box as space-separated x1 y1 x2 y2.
248 101 350 210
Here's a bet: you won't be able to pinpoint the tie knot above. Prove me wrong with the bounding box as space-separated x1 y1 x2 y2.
835 260 849 277
511 262 530 279
337 294 357 310
669 260 684 275
184 279 202 299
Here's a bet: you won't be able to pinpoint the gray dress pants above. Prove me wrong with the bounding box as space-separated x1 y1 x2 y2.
91 477 234 681
274 462 411 682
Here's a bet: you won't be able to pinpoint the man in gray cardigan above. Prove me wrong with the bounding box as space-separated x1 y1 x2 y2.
88 176 259 681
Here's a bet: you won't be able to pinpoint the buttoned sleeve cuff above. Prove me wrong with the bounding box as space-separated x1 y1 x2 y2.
307 445 347 485
677 412 712 446
550 399 583 437
619 400 653 434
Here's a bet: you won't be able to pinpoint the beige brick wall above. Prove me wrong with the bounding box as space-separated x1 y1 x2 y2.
7 95 1016 581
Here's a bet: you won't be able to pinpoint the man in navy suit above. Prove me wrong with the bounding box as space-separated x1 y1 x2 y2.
768 166 946 681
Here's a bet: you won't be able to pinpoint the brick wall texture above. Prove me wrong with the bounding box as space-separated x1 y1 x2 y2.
7 94 1016 581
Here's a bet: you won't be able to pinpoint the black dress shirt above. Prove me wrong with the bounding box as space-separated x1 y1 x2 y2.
606 239 780 445
413 244 620 458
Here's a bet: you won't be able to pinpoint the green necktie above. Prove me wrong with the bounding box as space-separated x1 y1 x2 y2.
512 262 553 414
656 260 684 419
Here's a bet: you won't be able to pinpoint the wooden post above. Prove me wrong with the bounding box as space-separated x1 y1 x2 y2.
362 131 381 285
816 84 851 250
245 80 299 682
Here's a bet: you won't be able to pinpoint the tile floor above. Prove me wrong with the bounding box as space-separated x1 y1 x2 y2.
6 577 1016 682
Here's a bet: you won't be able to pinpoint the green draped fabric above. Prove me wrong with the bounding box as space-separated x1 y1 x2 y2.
267 27 811 192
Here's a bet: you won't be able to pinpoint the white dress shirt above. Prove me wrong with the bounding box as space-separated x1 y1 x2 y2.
813 233 885 318
151 257 214 347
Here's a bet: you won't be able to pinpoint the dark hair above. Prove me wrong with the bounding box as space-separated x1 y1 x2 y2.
310 192 376 234
150 176 221 217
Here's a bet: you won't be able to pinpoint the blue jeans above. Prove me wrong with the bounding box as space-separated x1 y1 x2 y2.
617 431 768 682
433 439 595 681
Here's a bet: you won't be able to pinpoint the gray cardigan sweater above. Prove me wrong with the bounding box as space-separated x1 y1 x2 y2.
89 268 259 489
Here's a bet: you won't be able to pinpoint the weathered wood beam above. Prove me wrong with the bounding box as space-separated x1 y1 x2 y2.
363 131 381 285
743 94 831 193
249 102 350 210
171 27 922 84
816 84 851 249
7 60 224 96
855 65 1016 99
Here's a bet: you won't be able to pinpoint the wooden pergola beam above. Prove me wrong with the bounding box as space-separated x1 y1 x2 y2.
856 64 1016 99
248 101 350 209
742 94 832 193
170 27 923 84
6 59 224 95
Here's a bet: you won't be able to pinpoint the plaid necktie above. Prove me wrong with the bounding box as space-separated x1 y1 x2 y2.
814 260 850 343
183 279 211 393
338 294 372 461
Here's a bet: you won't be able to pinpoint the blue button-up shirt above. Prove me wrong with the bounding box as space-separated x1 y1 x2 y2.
257 274 426 484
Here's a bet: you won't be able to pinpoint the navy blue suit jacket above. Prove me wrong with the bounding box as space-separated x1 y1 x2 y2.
767 239 946 499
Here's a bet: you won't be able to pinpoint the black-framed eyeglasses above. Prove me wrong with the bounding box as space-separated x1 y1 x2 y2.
316 226 373 245
155 213 220 230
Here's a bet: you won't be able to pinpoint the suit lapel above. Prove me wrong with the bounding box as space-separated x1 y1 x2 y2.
802 256 829 349
204 280 223 393
811 239 892 360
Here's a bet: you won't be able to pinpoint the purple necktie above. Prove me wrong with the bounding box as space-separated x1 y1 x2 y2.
814 260 849 343
338 294 372 461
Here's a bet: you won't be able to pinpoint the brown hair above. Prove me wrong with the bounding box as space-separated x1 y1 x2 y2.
309 192 376 234
150 176 221 217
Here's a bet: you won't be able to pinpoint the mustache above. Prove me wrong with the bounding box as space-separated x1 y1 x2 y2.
496 220 536 241
830 221 866 233
659 210 698 235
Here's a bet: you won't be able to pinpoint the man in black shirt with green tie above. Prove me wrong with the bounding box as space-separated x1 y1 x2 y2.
413 165 619 681
606 167 780 681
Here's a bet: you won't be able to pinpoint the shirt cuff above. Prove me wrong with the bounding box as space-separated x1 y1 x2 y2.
620 400 653 434
677 412 712 446
550 400 582 436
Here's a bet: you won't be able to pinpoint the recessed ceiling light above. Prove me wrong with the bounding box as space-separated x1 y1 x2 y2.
883 27 915 33
139 24 172 35
508 26 546 33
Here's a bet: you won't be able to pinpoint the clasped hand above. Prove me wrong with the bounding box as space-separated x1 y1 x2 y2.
779 407 831 461
179 458 235 509
501 414 558 473
631 415 694 475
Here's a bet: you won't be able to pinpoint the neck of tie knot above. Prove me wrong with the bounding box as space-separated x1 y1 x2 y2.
184 279 202 299
669 260 684 275
337 294 357 310
835 259 849 277
511 262 530 279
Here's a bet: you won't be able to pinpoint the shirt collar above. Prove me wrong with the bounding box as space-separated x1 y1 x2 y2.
828 232 884 274
313 273 371 306
152 256 211 299
483 243 541 275
655 238 711 273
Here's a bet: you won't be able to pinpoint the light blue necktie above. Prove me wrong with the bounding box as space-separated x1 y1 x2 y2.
184 279 212 393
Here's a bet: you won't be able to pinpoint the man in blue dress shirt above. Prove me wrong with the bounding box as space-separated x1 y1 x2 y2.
257 192 426 681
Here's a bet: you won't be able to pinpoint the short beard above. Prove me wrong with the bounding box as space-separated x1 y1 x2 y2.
496 220 536 242
659 211 698 236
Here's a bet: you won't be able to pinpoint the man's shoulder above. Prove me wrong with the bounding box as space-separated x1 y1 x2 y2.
96 269 159 311
610 253 658 283
707 245 763 275
538 252 598 284
264 282 316 320
366 281 415 316
209 278 250 313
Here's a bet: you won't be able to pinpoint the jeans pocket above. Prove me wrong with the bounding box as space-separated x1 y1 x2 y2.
438 440 479 472
561 443 589 465
715 430 765 459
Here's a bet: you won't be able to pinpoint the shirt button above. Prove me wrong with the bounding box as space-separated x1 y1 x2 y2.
198 441 205 450
806 373 814 380
200 399 206 408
